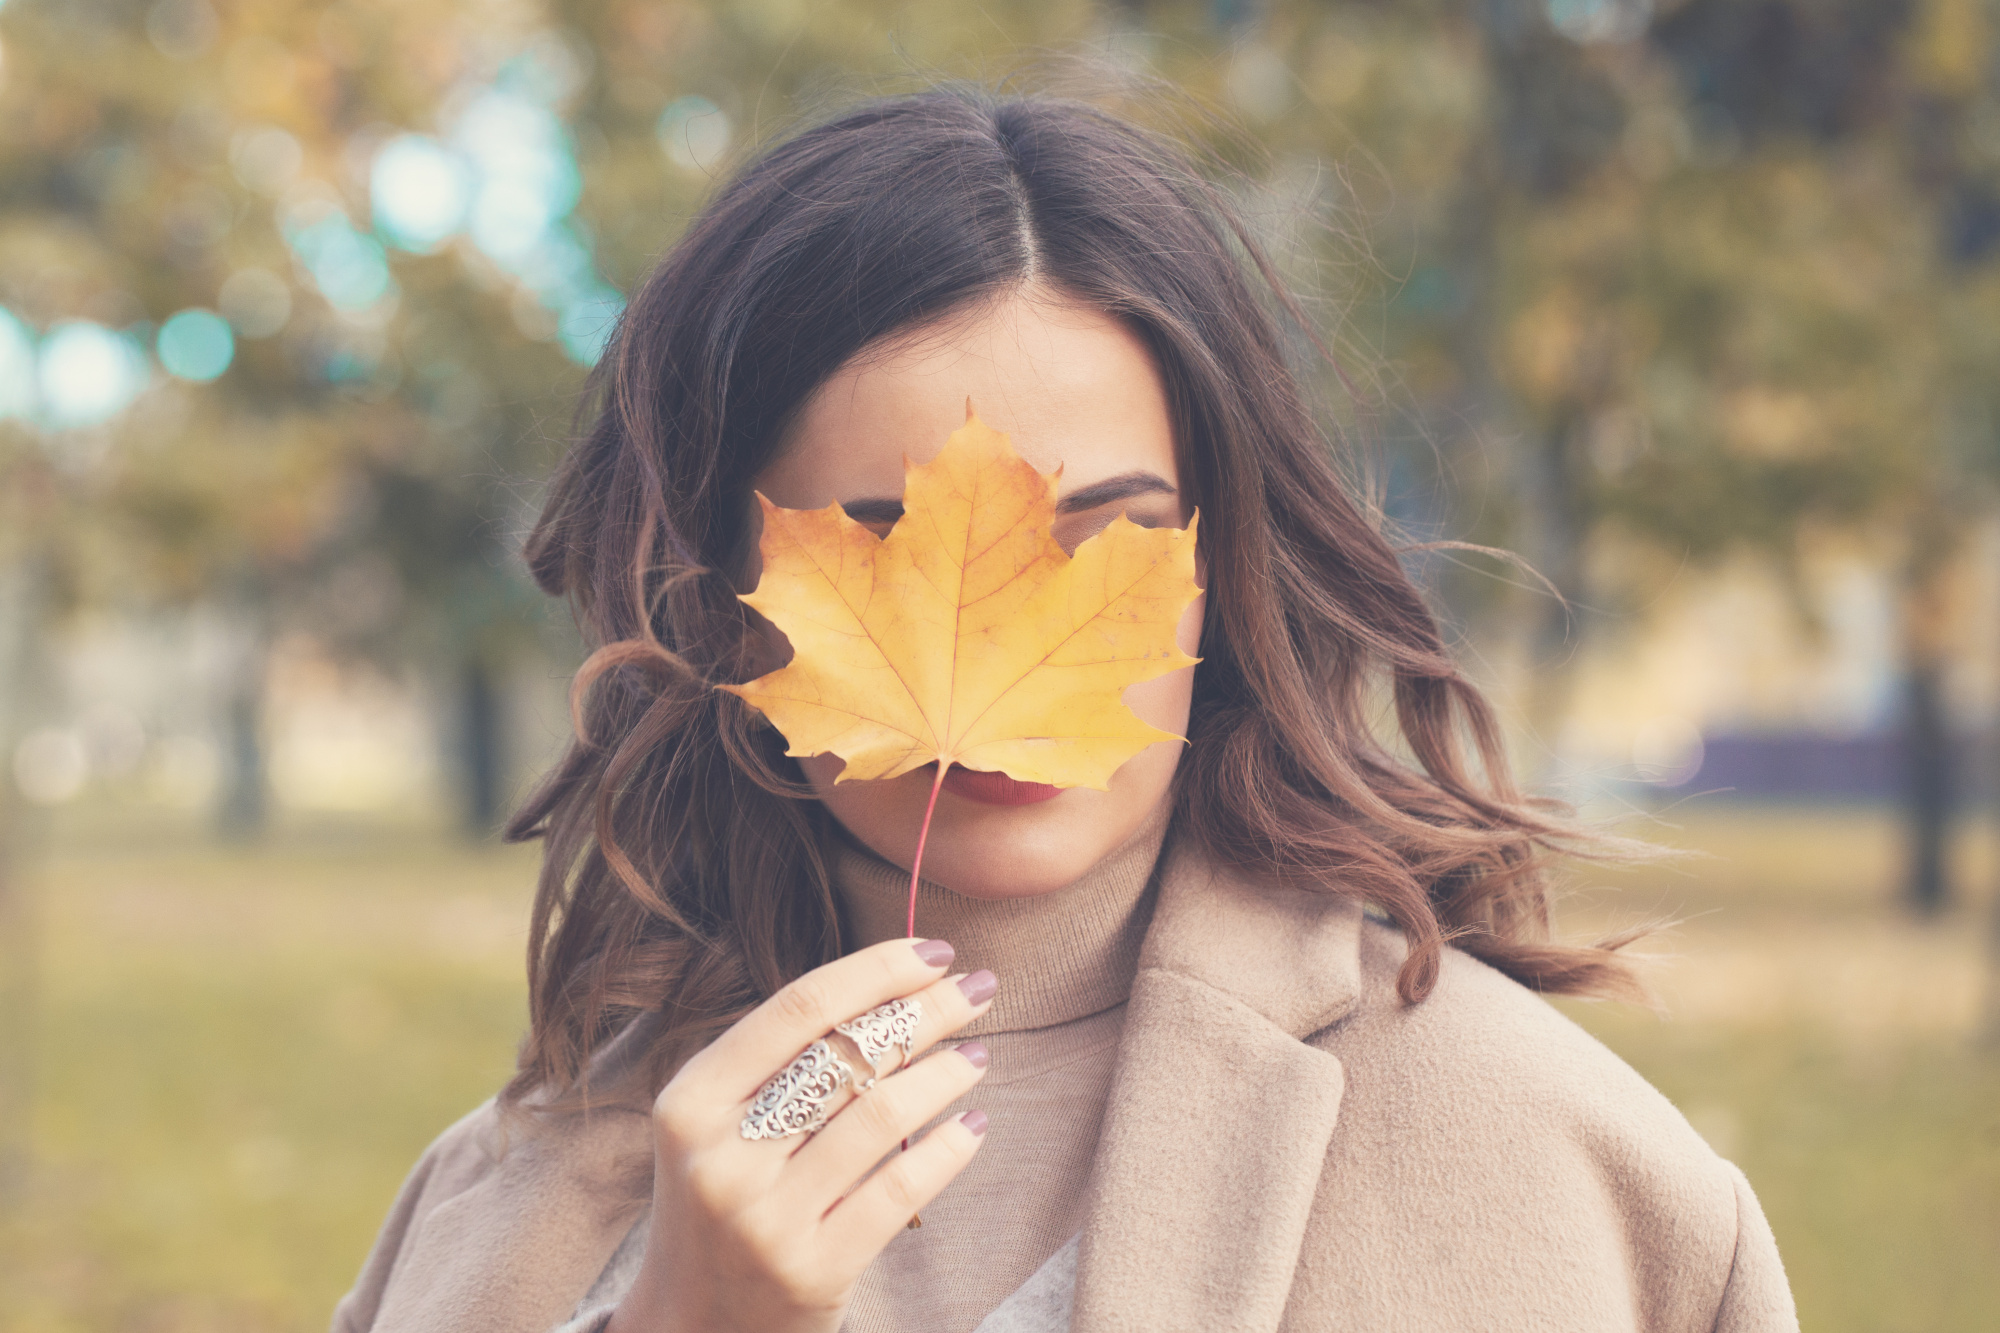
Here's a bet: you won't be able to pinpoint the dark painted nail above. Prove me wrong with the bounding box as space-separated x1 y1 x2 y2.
957 1041 989 1070
960 1109 989 1137
956 969 997 1006
913 939 955 968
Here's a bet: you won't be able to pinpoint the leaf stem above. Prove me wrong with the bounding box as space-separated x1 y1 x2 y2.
907 762 948 937
900 760 951 1202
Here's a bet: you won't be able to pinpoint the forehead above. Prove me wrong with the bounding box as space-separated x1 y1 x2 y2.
756 292 1178 508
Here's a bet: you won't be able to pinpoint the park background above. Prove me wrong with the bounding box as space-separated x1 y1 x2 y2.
1 0 1998 1328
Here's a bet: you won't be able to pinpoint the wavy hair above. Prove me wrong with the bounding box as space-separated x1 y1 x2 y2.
503 88 1641 1109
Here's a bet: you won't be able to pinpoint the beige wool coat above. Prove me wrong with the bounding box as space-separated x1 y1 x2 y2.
333 838 1798 1333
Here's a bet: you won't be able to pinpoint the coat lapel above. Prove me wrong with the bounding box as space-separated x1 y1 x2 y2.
1070 841 1364 1333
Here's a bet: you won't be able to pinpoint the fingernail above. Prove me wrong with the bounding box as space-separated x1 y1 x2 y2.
960 1109 989 1137
913 939 955 967
957 1041 989 1070
956 969 997 1006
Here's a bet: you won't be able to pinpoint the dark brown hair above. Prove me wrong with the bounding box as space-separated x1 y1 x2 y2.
504 87 1638 1107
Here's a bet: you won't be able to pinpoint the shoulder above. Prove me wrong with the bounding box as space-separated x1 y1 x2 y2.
1327 917 1702 1149
1322 915 1729 1211
331 1095 651 1333
1296 918 1796 1330
331 1100 509 1332
332 1013 670 1331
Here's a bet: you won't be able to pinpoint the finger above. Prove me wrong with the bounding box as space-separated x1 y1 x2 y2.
818 1110 989 1267
810 966 998 1094
736 969 993 1176
678 936 957 1108
766 969 994 1163
783 1039 989 1209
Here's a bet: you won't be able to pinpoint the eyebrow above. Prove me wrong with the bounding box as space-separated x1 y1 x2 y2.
839 469 1178 525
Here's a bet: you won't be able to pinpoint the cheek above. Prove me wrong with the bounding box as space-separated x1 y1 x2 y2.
800 753 934 860
732 498 765 593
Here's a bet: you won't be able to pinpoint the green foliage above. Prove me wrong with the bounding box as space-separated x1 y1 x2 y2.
4 0 1993 662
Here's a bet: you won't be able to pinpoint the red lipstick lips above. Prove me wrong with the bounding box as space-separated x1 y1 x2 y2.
939 765 1063 806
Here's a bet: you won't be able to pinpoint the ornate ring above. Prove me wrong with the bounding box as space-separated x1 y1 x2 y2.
835 996 924 1074
737 998 927 1141
739 1039 857 1140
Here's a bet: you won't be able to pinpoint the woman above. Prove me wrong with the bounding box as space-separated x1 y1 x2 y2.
333 89 1797 1333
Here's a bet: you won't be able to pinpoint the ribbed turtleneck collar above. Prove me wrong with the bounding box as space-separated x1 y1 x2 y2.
829 802 1172 1037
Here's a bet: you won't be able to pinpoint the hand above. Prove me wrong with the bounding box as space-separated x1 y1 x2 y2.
606 938 997 1333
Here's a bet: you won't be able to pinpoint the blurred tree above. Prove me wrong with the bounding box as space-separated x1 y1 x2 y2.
1269 0 1993 916
1136 0 2000 918
0 525 49 1210
0 0 1129 840
0 1 619 836
1 0 1992 901
1623 0 1998 914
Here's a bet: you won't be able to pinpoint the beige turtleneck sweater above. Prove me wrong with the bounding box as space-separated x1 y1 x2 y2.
832 805 1172 1333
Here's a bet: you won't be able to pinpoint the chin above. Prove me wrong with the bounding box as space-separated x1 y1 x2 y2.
805 745 1181 900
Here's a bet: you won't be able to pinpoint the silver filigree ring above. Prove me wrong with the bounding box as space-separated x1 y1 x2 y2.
834 996 924 1074
739 1039 857 1140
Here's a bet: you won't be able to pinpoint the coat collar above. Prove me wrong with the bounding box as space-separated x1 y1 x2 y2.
1127 835 1366 1040
407 835 1364 1333
1071 836 1362 1333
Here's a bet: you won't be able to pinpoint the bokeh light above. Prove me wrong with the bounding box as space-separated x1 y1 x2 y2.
657 95 732 172
468 177 559 263
456 89 582 262
419 48 624 367
511 221 594 297
156 308 235 381
371 134 473 254
36 320 148 429
557 283 625 366
498 32 591 108
283 206 395 313
1546 0 1653 44
0 306 36 419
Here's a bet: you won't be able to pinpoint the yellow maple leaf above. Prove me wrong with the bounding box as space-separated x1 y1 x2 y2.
722 410 1202 792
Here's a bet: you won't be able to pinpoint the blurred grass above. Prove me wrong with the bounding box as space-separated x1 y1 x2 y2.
1556 806 2000 1333
0 808 537 1333
0 802 1996 1331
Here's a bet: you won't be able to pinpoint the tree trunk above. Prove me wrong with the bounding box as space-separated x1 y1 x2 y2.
1519 413 1592 766
1983 642 2000 1047
457 654 505 838
1901 661 1953 914
1982 807 2000 1045
0 551 50 1208
1455 19 1616 780
214 614 269 842
0 796 27 1211
1897 524 1962 916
